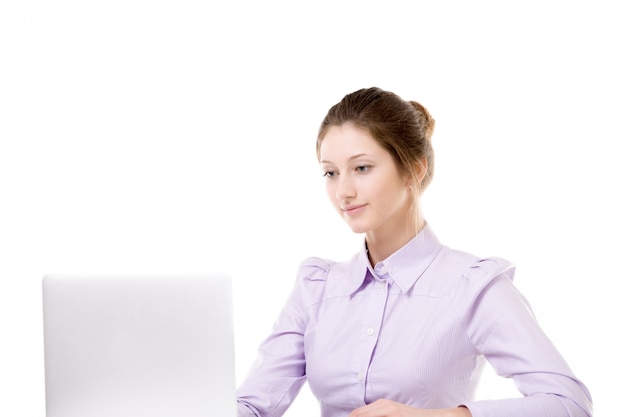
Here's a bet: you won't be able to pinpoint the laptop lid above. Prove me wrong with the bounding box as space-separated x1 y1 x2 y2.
42 274 236 417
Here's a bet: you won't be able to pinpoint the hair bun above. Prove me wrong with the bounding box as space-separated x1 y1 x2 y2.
409 100 435 140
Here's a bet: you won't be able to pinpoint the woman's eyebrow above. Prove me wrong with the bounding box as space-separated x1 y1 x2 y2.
320 153 375 164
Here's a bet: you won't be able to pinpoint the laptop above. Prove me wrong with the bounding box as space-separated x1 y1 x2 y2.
42 273 237 417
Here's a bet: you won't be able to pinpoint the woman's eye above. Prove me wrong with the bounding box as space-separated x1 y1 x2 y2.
323 171 336 178
355 165 371 173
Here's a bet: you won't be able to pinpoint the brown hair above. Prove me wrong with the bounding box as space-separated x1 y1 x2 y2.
316 87 436 191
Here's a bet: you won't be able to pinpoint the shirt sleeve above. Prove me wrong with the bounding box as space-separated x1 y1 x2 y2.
236 257 332 417
457 258 593 417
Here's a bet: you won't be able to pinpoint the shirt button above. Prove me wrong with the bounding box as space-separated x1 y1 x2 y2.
366 327 375 336
377 281 385 289
357 372 364 382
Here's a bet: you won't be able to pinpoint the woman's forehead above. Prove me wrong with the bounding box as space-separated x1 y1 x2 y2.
319 124 387 162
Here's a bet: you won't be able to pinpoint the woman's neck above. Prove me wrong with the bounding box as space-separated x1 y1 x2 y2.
366 217 425 266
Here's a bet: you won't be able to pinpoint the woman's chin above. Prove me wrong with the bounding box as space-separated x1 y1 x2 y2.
345 222 368 235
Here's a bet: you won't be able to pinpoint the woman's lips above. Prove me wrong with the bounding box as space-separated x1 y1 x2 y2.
342 204 367 217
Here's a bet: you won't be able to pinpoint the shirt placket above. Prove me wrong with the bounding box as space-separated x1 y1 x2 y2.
349 266 390 406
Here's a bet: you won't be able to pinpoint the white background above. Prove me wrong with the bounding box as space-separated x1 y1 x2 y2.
1 1 624 415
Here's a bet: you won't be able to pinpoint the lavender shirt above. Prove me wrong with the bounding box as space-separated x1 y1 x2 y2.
236 224 592 417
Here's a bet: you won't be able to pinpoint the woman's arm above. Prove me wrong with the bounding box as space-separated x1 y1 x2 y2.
458 259 592 417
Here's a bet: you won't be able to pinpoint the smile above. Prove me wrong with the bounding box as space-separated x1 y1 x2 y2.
342 204 367 217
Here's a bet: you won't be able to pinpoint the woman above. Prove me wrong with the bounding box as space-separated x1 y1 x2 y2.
236 87 593 417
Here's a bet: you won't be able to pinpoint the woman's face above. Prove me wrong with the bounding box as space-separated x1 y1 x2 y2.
319 123 413 237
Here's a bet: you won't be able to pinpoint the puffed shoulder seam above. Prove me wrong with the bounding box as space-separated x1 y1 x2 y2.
463 256 516 283
297 256 334 282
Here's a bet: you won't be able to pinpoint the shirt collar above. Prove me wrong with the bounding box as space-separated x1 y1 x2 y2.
342 223 443 295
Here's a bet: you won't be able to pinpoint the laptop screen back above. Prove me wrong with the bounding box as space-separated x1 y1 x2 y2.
42 274 236 417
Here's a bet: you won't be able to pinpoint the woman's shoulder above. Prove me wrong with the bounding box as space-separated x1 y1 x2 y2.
462 254 516 285
296 253 362 278
296 256 336 281
435 246 517 303
294 254 364 300
423 246 515 294
289 256 346 308
436 245 515 279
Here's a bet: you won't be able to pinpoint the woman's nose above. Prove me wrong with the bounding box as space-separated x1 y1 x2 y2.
335 175 356 200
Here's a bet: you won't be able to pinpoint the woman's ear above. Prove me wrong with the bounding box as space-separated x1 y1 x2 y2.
404 158 428 190
409 157 428 188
